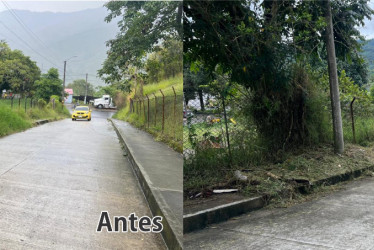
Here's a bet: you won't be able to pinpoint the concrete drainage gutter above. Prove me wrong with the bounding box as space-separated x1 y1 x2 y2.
32 119 52 126
184 165 374 234
109 119 182 250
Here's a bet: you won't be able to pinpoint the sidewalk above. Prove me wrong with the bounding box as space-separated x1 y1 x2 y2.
184 177 374 249
110 119 183 249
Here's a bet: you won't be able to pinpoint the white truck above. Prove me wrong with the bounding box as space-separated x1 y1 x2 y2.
93 95 116 109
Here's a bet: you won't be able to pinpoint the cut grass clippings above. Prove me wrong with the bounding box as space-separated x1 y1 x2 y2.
184 143 374 203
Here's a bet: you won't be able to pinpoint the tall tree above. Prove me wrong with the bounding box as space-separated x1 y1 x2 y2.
0 41 40 95
34 68 62 101
184 0 372 150
98 1 183 88
66 79 95 97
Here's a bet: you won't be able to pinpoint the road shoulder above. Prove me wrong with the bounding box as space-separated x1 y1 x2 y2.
109 118 183 250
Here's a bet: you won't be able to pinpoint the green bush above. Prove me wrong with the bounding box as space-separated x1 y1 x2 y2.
38 99 47 108
50 95 60 103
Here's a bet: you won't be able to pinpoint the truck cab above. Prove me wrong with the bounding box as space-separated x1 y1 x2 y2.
93 95 115 109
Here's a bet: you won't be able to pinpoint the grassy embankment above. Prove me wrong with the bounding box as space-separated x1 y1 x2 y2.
0 100 70 137
184 108 374 205
114 74 183 152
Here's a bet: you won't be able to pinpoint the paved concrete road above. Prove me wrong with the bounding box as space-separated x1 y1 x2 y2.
0 109 165 249
184 177 374 249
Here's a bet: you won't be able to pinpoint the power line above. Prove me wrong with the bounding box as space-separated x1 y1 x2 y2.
1 1 61 63
0 21 63 71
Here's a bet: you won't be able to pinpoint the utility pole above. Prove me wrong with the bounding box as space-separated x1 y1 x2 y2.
325 0 344 154
61 60 66 102
61 55 77 102
84 73 88 104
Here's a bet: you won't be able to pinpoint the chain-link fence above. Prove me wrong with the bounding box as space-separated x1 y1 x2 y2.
130 89 183 149
0 96 62 111
183 95 237 163
0 96 37 111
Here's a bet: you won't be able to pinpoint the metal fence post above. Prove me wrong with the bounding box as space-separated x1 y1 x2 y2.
11 97 13 109
24 97 27 112
30 98 32 109
143 97 146 126
18 98 21 109
135 98 138 114
153 93 157 127
350 97 356 144
221 94 232 165
130 98 133 113
159 89 165 133
172 86 176 139
146 94 150 129
139 98 142 116
137 98 140 115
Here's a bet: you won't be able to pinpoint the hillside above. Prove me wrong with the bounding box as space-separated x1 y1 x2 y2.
0 8 119 87
362 38 374 71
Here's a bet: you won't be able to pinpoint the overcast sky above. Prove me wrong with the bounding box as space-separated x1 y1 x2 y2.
1 1 374 39
0 1 106 13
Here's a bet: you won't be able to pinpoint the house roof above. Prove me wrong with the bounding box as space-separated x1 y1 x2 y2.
65 88 73 95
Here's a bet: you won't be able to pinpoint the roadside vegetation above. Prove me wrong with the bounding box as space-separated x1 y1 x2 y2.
183 1 374 204
114 75 183 152
0 98 70 137
0 42 71 137
97 2 183 152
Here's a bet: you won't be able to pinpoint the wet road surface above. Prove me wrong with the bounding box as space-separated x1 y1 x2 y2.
184 177 374 250
0 108 165 249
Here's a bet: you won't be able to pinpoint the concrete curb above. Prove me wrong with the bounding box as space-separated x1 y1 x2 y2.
109 119 182 250
184 196 266 233
32 119 52 126
184 165 374 233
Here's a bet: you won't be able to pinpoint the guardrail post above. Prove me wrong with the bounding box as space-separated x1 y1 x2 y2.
159 89 165 133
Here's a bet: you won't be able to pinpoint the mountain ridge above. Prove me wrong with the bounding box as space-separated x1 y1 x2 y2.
0 7 118 87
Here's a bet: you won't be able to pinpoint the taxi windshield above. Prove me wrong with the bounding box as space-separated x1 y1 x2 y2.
75 107 89 111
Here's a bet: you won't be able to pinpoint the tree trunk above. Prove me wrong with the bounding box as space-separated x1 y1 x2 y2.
198 89 205 111
176 2 183 39
325 0 344 154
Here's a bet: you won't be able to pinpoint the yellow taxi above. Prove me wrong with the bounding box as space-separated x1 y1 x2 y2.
72 106 92 121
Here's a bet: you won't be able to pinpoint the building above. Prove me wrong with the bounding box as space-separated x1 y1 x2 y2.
65 88 74 104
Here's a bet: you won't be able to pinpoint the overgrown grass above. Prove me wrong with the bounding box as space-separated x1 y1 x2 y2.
113 74 183 152
343 117 374 146
184 110 374 200
143 74 182 97
0 101 70 137
0 105 32 136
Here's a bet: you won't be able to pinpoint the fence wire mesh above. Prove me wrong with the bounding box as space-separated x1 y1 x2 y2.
0 96 42 111
183 95 235 162
130 92 183 149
